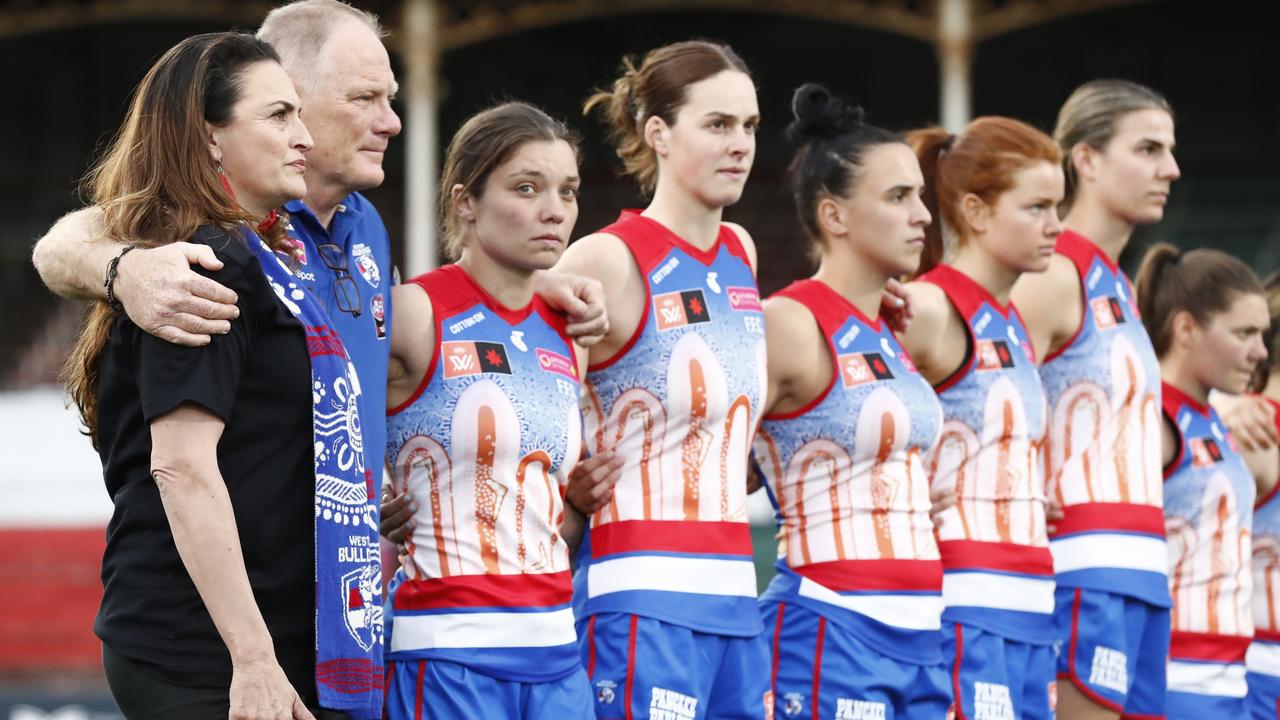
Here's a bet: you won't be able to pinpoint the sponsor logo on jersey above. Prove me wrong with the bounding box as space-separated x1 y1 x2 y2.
649 687 698 720
510 330 527 352
836 698 887 719
441 341 511 379
1090 296 1128 330
839 352 894 388
654 289 711 331
536 348 577 380
371 293 386 339
1088 645 1129 693
727 285 761 312
1189 437 1225 467
447 311 486 335
706 271 722 294
651 255 680 285
972 682 1014 720
976 339 1016 371
782 692 804 717
352 242 381 288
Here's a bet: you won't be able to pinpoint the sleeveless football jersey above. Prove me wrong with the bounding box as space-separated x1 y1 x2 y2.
1163 383 1255 679
385 264 583 682
576 210 767 636
1250 398 1280 671
755 279 945 664
1040 230 1169 607
917 264 1054 644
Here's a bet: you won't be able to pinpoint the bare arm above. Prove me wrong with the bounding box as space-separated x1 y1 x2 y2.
150 404 313 720
1010 254 1082 364
896 281 968 386
31 207 240 346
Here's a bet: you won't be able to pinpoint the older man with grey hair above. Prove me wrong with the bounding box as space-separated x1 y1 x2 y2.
31 1 605 717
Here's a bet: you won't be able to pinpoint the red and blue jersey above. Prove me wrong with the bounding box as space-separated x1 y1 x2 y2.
1040 231 1169 607
754 279 945 665
576 211 767 637
1250 398 1280 678
1163 382 1255 697
384 264 583 682
917 264 1054 645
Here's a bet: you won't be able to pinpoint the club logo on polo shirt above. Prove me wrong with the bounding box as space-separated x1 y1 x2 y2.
654 289 711 331
976 339 1016 371
441 341 511 379
839 352 894 388
352 242 381 288
1090 296 1128 330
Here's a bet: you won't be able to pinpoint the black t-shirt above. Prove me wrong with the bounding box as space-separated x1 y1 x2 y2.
94 225 317 700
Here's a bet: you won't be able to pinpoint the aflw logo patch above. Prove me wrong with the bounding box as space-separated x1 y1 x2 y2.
441 341 511 379
976 339 1016 371
838 352 894 388
1189 437 1225 467
654 289 711 331
1090 296 1128 330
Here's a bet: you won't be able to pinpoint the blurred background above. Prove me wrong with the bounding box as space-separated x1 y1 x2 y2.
2 0 1277 715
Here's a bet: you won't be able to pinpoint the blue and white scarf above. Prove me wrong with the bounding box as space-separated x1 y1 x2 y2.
248 229 383 717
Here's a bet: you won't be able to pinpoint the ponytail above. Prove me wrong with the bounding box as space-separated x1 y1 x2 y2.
1134 242 1263 356
910 127 954 274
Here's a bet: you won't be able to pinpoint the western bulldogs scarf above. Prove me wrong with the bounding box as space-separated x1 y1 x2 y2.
248 228 383 717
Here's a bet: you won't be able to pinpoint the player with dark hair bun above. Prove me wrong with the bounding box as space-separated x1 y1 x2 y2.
753 83 953 718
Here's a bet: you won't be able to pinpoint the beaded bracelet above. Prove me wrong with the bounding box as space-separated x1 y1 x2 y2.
104 244 140 312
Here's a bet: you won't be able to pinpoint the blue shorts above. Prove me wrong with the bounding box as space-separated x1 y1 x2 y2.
762 600 951 719
943 622 1054 720
384 658 593 720
1248 666 1280 719
580 612 771 720
1053 587 1169 719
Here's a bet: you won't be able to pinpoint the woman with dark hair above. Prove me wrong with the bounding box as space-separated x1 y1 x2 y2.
554 40 773 717
752 83 951 719
1223 273 1280 718
896 117 1063 719
1133 245 1268 718
63 32 382 718
1009 79 1181 719
381 100 612 719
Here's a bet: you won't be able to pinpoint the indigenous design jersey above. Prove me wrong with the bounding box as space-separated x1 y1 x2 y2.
576 211 767 636
1250 398 1280 674
918 264 1053 644
384 265 582 682
1040 230 1169 606
1163 383 1255 681
754 279 945 664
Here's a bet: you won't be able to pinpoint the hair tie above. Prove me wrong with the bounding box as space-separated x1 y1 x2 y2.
939 133 957 156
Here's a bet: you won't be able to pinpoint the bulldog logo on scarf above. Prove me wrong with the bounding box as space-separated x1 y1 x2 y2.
342 563 383 651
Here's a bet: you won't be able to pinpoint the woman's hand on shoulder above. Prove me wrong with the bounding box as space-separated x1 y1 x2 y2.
555 233 642 362
533 270 608 346
1010 253 1081 363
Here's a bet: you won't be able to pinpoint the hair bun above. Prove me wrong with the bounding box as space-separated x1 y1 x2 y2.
787 83 866 142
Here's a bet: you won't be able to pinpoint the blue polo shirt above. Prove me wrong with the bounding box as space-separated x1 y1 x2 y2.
284 193 393 475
